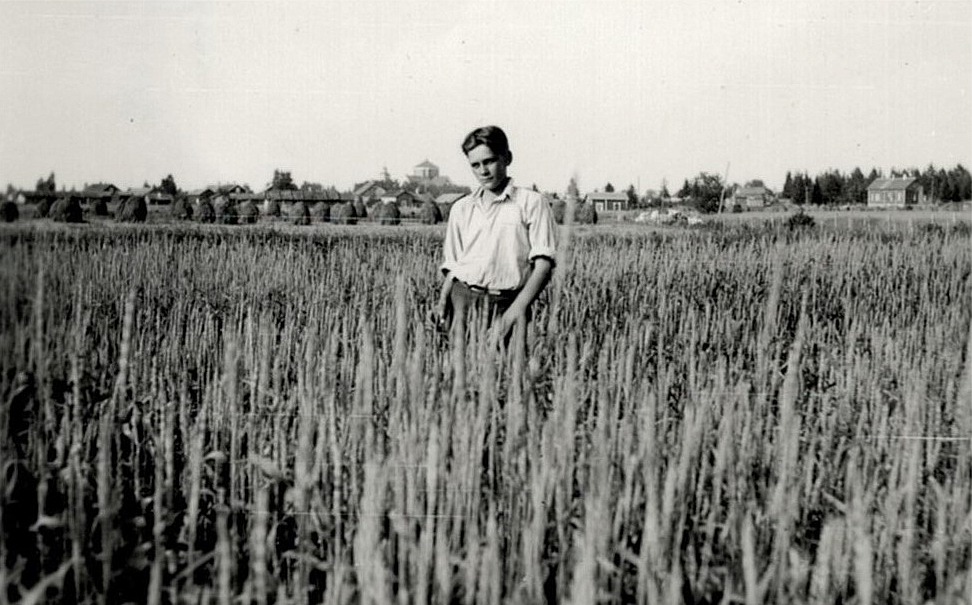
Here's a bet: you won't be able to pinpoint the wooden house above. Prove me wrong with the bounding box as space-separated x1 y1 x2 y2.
587 191 630 212
867 178 922 208
354 181 388 202
81 183 120 202
187 188 215 203
380 190 417 207
733 185 773 208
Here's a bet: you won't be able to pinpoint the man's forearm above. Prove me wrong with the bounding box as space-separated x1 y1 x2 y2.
506 258 553 317
438 271 454 308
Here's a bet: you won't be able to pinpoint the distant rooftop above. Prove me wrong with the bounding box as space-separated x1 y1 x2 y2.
868 177 917 191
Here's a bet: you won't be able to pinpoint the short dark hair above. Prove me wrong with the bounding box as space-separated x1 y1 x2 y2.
461 126 512 162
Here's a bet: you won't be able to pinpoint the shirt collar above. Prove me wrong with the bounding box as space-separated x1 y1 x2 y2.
475 178 515 204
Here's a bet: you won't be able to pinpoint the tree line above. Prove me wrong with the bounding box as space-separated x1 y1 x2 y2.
781 164 971 206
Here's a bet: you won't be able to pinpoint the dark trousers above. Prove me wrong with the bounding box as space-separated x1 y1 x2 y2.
447 281 529 392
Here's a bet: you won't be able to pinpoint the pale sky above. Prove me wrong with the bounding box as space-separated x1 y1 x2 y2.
1 0 969 194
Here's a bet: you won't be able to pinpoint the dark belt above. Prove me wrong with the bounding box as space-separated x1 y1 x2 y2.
457 280 519 298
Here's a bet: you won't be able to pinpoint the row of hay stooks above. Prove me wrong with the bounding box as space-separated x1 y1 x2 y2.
12 184 167 223
11 184 153 223
8 183 448 225
3 183 598 225
177 186 447 226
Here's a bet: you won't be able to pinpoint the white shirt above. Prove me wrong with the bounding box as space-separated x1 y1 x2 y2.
441 179 557 291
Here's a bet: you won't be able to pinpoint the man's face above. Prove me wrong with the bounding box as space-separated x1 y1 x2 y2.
466 144 509 193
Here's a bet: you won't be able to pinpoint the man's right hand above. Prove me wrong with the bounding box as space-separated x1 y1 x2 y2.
431 299 452 333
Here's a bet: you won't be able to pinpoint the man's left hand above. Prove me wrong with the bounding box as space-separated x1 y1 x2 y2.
489 312 517 349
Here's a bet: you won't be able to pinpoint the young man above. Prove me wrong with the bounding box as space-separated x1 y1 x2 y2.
436 125 557 350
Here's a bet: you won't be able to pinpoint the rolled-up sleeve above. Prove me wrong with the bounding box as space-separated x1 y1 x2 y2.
440 207 462 276
525 193 557 265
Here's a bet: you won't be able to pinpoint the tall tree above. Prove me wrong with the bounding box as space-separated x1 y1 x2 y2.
683 172 724 213
937 168 952 202
792 172 813 206
35 172 56 194
160 174 178 196
951 164 971 201
844 167 868 205
817 170 843 205
676 179 691 199
919 164 938 201
625 184 638 207
782 171 794 199
271 169 297 191
810 179 823 205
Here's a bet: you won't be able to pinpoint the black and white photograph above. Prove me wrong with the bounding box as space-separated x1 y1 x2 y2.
1 1 970 603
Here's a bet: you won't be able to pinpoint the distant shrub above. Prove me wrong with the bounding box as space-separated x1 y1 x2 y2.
195 200 216 223
263 199 281 218
331 202 357 225
1 201 19 222
376 202 401 225
91 198 110 217
786 211 815 230
35 198 51 218
290 201 310 226
575 201 598 225
551 199 567 224
51 197 84 223
310 202 330 223
353 199 368 219
418 201 442 225
116 197 147 223
171 197 193 220
731 203 744 214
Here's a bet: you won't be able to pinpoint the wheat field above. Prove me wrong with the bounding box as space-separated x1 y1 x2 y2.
0 219 969 604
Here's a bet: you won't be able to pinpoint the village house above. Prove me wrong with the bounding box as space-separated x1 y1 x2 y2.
380 190 417 207
215 184 247 196
413 191 436 205
187 188 215 203
734 185 773 208
587 191 630 212
83 183 120 200
353 181 388 202
119 186 154 205
867 178 922 208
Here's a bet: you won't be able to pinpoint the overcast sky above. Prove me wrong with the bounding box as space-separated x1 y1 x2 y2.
1 0 969 194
